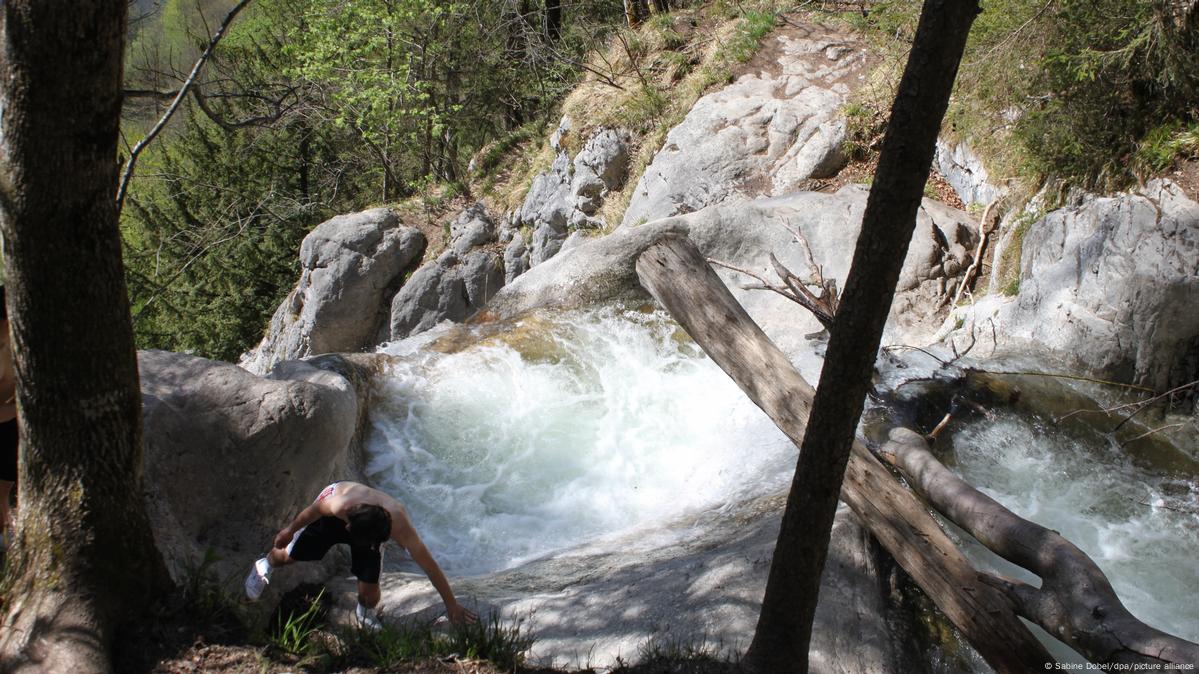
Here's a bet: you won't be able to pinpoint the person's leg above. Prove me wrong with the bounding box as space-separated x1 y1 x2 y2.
357 580 380 609
351 543 384 628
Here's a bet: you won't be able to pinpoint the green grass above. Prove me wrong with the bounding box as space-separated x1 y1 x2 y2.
339 611 534 671
269 588 327 656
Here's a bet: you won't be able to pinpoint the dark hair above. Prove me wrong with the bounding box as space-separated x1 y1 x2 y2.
347 504 391 549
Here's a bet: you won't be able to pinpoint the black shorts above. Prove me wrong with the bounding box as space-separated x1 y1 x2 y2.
286 516 382 584
0 419 16 483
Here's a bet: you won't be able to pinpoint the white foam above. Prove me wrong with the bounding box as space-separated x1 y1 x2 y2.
366 308 797 575
951 416 1199 643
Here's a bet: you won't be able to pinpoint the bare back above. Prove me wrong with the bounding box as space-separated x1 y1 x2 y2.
318 481 418 547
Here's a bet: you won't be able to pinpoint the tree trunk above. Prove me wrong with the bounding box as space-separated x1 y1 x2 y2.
0 1 173 671
635 237 1052 673
879 427 1199 666
648 0 670 14
623 0 645 28
545 0 562 43
741 1 979 671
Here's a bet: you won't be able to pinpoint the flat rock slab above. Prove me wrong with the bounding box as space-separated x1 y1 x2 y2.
621 23 870 227
326 499 908 672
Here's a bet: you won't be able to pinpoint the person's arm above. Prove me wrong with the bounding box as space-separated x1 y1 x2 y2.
394 523 478 624
272 499 330 550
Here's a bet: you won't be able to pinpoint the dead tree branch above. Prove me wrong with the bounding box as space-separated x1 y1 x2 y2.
879 427 1199 666
707 223 840 330
115 0 253 215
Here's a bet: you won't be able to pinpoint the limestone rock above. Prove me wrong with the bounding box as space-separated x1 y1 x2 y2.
503 232 530 285
449 202 497 255
387 204 505 341
621 31 867 227
140 349 366 601
515 122 631 266
956 180 1199 392
935 139 1004 208
241 208 425 374
334 497 913 672
490 186 977 351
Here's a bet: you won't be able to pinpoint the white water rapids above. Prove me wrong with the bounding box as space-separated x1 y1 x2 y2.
364 307 1198 658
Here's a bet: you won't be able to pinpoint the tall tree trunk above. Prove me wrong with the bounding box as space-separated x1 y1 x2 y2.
544 0 562 42
648 0 670 14
0 1 173 671
743 1 980 672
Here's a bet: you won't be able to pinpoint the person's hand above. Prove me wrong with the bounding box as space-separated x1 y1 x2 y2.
447 602 478 625
273 527 294 550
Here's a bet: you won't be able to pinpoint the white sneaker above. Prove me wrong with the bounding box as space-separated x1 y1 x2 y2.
244 557 272 601
356 603 382 632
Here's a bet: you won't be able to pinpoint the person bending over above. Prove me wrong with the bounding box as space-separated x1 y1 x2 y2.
245 480 478 628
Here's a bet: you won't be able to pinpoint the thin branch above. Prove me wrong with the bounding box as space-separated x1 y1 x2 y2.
115 0 254 216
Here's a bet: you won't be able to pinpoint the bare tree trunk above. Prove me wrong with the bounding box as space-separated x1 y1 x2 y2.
0 1 173 671
636 237 1052 673
742 1 979 671
880 427 1199 666
545 0 562 42
649 0 670 14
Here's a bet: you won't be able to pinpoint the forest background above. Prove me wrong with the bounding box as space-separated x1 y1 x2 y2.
119 0 1198 363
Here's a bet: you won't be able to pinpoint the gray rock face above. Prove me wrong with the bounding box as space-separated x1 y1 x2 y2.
492 186 977 350
241 208 425 374
621 31 867 227
333 475 910 671
935 139 1004 208
514 121 631 266
449 202 497 255
387 203 505 341
956 180 1199 392
503 232 530 285
140 349 365 602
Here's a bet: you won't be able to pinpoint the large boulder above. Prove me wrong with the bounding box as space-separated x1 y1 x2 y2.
489 186 977 351
140 349 371 600
620 29 868 227
241 208 425 374
512 119 632 266
951 179 1199 392
387 204 505 341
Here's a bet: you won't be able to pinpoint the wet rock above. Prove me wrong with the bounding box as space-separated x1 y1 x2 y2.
241 208 425 374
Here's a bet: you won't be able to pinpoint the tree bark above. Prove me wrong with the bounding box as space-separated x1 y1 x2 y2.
735 1 979 671
635 237 1052 673
879 427 1199 666
0 1 173 671
545 0 562 43
624 0 646 28
648 0 670 14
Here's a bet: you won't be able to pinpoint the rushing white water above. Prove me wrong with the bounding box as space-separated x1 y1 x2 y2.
364 305 1197 665
366 308 799 575
948 413 1199 651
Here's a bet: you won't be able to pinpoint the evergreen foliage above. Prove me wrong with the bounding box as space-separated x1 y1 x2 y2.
852 0 1199 188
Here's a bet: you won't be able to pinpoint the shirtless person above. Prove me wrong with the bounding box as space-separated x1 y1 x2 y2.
244 480 477 628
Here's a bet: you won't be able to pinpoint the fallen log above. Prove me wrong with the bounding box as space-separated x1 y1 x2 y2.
635 234 1053 673
879 426 1199 666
